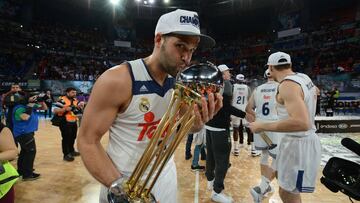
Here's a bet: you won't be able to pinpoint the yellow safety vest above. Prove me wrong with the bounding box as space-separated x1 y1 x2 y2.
0 161 19 198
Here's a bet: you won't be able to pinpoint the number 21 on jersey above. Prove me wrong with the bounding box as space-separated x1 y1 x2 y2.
236 96 245 104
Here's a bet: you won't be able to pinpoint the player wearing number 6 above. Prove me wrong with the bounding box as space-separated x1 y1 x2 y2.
248 52 321 203
231 74 257 156
245 69 280 202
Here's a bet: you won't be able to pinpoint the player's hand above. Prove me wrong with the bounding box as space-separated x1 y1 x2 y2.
248 121 263 133
191 93 223 132
245 113 255 123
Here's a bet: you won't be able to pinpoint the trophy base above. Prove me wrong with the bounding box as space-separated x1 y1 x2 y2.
107 190 156 203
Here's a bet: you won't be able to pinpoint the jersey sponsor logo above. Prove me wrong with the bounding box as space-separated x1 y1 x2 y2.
260 88 276 93
236 87 246 91
139 85 148 93
139 97 150 113
263 95 271 100
179 14 200 28
137 112 168 141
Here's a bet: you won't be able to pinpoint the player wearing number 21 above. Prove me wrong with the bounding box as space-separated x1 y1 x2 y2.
231 74 258 156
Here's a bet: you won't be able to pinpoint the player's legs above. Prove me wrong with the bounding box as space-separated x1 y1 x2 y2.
238 119 244 146
279 187 301 203
260 151 276 182
250 150 275 202
231 116 241 156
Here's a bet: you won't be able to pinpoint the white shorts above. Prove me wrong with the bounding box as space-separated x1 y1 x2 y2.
274 134 321 193
99 159 178 203
254 131 281 158
231 115 247 127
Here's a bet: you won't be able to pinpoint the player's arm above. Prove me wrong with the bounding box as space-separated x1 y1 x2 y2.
249 81 310 133
77 64 131 187
245 91 256 122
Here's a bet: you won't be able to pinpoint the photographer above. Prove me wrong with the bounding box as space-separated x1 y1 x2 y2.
43 90 54 119
325 87 339 117
2 83 23 130
53 87 84 162
12 92 47 181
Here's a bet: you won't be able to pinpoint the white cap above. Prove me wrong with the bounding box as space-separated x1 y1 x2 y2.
236 74 245 81
155 9 215 48
218 64 230 72
267 51 291 66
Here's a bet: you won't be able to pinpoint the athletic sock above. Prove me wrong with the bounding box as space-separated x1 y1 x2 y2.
259 175 270 194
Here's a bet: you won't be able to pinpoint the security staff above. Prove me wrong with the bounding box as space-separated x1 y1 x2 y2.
53 87 83 162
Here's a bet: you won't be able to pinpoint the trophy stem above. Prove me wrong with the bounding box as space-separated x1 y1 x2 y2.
146 111 195 196
129 90 180 192
138 102 192 195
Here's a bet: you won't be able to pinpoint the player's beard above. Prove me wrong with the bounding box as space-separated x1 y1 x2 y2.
158 41 179 77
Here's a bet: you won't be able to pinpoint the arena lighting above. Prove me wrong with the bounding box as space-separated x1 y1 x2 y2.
109 0 120 5
164 0 170 3
144 0 148 4
135 0 141 2
149 0 155 3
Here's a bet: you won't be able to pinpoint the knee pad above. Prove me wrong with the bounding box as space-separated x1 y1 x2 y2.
260 150 270 165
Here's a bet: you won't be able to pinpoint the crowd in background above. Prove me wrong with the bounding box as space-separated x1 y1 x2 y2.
1 0 359 82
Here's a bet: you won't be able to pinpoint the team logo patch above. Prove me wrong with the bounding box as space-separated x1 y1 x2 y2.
139 97 150 113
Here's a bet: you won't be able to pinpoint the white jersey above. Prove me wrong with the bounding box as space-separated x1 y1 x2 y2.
107 59 175 172
232 83 251 111
253 81 279 121
276 73 317 137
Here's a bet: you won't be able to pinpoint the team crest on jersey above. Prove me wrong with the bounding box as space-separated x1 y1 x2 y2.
139 97 150 113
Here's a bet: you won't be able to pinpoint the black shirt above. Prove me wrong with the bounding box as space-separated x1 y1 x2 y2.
206 80 246 129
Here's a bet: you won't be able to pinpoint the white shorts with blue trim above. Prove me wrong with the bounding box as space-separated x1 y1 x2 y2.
231 115 247 127
254 131 282 158
274 134 321 193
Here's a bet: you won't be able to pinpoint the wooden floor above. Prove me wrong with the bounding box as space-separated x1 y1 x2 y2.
12 120 358 203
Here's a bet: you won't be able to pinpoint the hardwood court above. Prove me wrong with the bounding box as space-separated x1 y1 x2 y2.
13 120 358 203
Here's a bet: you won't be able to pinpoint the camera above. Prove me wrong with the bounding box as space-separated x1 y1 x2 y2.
27 91 45 103
321 138 360 201
3 91 27 107
70 105 82 115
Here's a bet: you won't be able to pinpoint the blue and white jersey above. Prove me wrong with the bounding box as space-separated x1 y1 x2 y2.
276 73 317 137
232 83 251 111
107 59 175 172
253 81 279 122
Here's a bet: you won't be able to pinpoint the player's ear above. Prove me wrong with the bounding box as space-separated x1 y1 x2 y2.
154 33 163 48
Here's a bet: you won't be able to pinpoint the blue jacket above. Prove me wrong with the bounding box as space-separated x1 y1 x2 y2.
12 104 38 137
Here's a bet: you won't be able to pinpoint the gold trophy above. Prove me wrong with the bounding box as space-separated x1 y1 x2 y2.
107 62 223 203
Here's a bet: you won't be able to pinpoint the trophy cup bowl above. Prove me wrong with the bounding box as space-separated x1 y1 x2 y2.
108 62 223 203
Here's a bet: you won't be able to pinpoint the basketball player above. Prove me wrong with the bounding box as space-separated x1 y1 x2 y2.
231 74 257 156
77 9 222 203
245 69 279 202
248 52 321 203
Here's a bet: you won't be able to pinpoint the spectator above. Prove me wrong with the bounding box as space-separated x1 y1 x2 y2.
12 93 47 180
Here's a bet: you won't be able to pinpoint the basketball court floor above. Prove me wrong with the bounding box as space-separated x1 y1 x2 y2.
13 119 359 203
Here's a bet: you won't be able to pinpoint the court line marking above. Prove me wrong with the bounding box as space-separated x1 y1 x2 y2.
194 170 199 203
